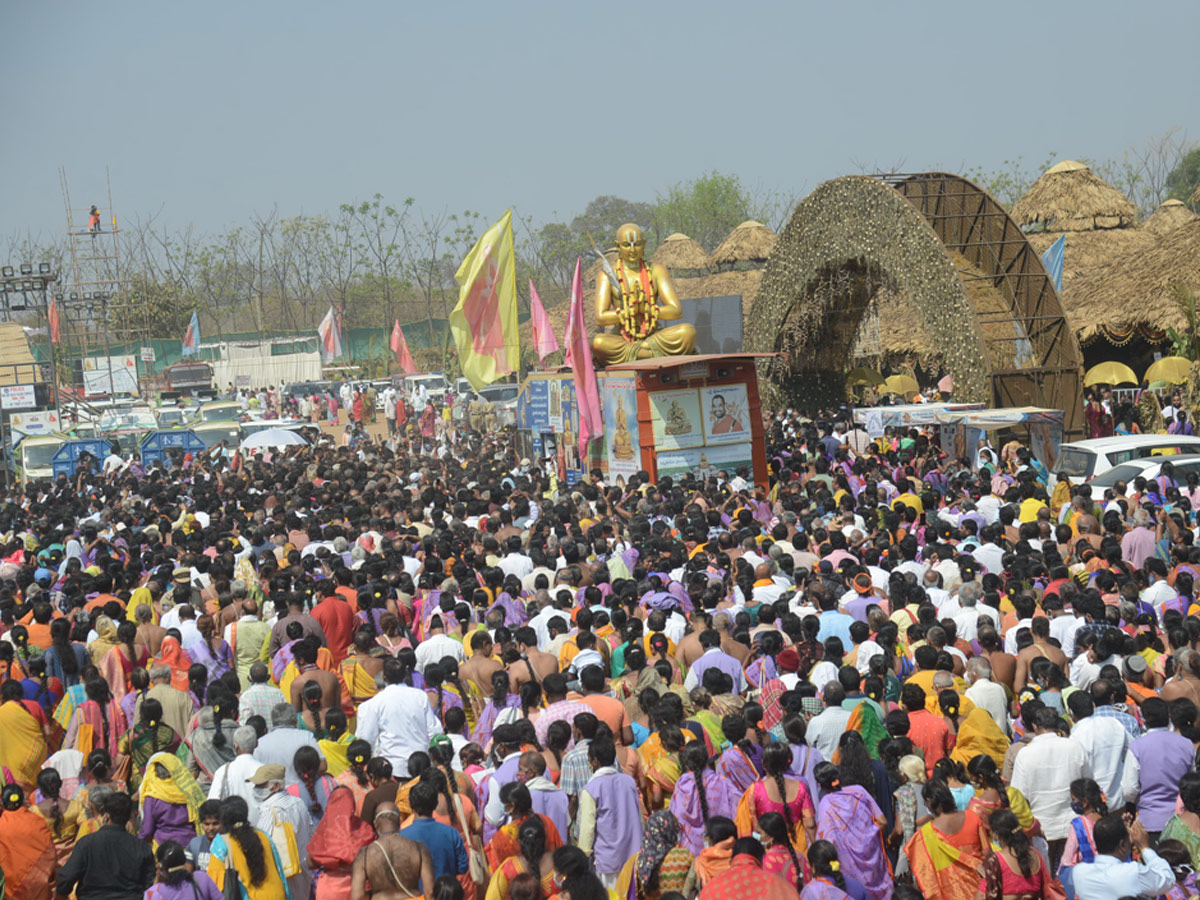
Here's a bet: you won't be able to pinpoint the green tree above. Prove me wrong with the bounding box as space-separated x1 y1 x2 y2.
1167 146 1200 208
654 171 757 251
963 154 1058 209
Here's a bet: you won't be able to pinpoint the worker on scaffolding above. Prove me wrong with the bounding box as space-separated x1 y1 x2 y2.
88 205 101 234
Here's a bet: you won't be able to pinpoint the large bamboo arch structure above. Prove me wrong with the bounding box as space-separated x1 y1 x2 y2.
747 173 1083 436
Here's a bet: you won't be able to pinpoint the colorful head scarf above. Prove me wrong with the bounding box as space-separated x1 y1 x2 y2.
139 751 206 826
637 810 681 888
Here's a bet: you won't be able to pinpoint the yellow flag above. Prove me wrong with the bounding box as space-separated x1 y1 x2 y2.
450 210 519 391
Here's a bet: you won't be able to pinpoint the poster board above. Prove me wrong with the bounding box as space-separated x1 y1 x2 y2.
656 442 755 480
648 388 703 450
700 384 749 445
603 374 640 480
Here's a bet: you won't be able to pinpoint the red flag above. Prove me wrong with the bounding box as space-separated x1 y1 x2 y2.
390 319 417 374
563 258 603 459
48 298 60 345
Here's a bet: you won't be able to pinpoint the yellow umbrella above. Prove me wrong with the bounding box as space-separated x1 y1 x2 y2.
883 374 920 396
1144 356 1193 385
846 367 886 387
1083 361 1138 387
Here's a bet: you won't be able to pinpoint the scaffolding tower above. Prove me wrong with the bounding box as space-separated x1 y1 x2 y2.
59 166 141 396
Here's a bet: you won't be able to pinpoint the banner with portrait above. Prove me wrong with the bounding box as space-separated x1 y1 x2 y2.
700 384 750 445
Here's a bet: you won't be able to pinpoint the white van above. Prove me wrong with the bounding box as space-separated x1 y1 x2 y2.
1051 434 1200 487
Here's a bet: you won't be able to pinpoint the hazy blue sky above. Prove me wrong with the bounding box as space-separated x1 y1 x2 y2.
3 1 1197 248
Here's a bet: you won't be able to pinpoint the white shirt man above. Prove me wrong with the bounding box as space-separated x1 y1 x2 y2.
412 625 465 674
252 766 315 900
498 549 534 581
207 726 264 819
356 664 442 774
1010 712 1088 840
804 689 853 760
963 658 1009 735
1069 697 1135 809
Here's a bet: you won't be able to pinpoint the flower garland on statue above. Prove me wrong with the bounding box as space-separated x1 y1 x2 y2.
615 259 659 341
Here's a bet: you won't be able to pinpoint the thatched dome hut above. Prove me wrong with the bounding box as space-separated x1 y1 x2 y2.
1069 220 1200 344
1145 199 1198 237
1011 160 1139 232
710 220 778 270
650 233 711 276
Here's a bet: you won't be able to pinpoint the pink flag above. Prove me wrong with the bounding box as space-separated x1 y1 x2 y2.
391 319 417 373
529 280 559 362
563 258 603 460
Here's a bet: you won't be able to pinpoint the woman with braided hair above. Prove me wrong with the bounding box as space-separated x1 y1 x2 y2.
741 741 817 859
483 814 557 900
65 677 126 763
472 669 521 748
299 679 328 738
714 712 761 793
669 739 737 854
485 781 562 870
207 795 290 900
759 810 806 891
187 688 240 790
333 738 373 813
425 661 465 726
815 762 891 900
978 809 1049 900
32 768 84 866
287 744 335 824
118 697 179 791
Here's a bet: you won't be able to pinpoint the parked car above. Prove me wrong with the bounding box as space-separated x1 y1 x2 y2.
1050 435 1200 487
1087 454 1200 490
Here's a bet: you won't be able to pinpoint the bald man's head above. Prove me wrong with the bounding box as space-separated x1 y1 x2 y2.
372 801 401 834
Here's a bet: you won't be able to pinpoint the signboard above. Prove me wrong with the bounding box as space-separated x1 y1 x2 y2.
547 379 563 434
10 409 58 437
0 385 37 410
602 375 640 480
236 375 251 388
524 379 550 432
656 442 754 481
699 384 749 445
648 388 704 450
81 356 139 396
680 360 708 380
140 346 156 363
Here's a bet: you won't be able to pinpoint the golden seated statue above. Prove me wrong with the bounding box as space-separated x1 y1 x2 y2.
591 223 696 367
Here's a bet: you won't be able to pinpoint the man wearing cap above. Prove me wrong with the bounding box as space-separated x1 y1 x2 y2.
251 762 314 900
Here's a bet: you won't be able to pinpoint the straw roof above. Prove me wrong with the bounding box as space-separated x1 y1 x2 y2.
1011 160 1139 232
1145 199 1198 237
1026 228 1156 292
0 323 39 386
1192 183 1200 205
710 220 778 268
1069 219 1200 343
650 233 711 273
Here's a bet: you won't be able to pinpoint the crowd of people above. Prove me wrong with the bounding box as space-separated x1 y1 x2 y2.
3 399 1200 900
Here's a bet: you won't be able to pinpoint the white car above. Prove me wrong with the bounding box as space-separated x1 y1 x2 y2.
1051 435 1200 487
1087 454 1200 490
